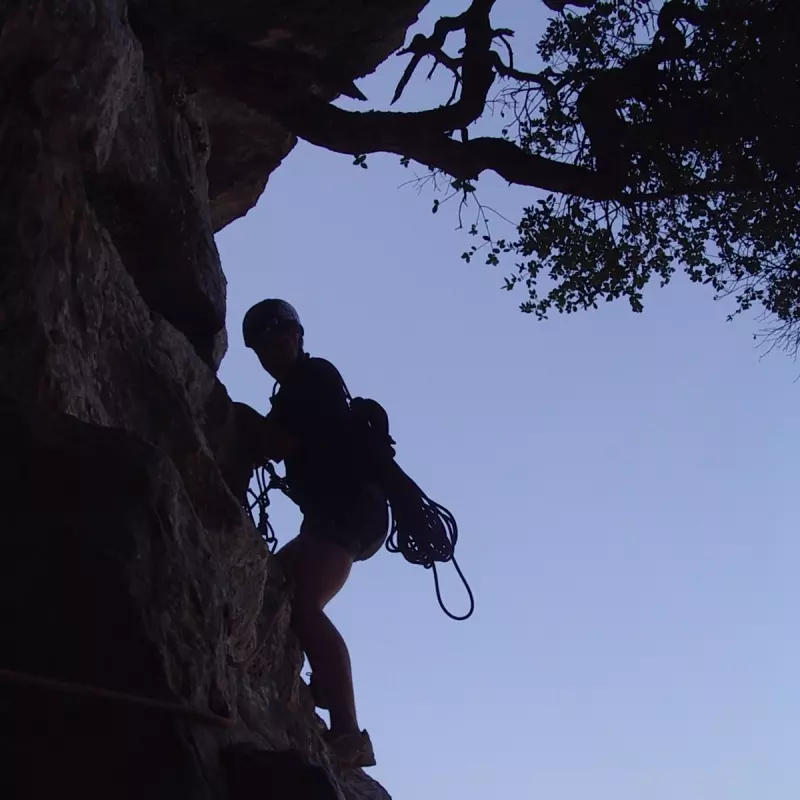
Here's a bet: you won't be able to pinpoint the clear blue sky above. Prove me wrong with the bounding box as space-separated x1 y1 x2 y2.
217 3 798 798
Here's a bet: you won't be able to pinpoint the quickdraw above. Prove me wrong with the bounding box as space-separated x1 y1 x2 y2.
245 462 288 554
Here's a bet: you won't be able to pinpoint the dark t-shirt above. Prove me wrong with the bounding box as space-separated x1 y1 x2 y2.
267 355 365 514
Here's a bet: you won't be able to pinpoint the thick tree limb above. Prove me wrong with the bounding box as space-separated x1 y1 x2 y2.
164 30 612 199
267 94 613 199
138 0 769 209
141 0 615 200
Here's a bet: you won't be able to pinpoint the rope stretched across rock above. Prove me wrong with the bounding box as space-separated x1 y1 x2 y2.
0 668 237 728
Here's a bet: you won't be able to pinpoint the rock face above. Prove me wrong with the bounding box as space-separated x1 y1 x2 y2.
0 1 425 797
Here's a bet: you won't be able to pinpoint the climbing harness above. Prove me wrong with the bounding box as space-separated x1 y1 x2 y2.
0 668 236 728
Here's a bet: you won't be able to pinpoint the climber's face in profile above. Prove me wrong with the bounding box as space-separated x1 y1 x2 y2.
252 323 302 380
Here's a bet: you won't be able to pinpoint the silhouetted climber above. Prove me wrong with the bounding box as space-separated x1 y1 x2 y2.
241 298 474 768
242 299 385 769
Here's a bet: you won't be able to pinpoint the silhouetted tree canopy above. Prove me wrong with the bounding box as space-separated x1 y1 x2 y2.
164 0 800 353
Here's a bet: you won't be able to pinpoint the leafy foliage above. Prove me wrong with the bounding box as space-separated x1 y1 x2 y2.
453 0 800 352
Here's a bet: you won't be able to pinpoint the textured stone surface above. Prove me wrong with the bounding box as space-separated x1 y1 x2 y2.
165 0 429 230
0 0 425 796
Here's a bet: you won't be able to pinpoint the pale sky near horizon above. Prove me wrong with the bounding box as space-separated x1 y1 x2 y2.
216 3 798 798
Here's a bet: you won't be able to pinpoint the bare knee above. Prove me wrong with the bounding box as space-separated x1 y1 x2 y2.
289 600 342 652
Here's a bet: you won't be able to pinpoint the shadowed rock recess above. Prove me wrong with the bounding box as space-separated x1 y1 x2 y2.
0 2 425 797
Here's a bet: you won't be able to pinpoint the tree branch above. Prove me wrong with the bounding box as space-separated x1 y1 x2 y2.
392 15 469 105
148 0 614 201
279 95 612 198
491 51 560 99
387 0 504 119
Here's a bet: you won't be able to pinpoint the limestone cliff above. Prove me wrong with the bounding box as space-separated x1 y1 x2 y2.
0 2 425 797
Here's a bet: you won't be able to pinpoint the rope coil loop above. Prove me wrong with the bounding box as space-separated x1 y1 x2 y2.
384 464 475 621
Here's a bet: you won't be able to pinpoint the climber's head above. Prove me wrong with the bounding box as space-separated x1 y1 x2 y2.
243 299 304 379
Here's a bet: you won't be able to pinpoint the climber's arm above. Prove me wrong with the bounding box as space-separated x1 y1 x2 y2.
234 402 296 465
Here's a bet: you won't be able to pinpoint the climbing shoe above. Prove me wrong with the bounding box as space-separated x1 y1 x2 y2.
323 729 376 769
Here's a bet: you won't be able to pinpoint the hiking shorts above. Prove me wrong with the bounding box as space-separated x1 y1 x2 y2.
300 483 389 562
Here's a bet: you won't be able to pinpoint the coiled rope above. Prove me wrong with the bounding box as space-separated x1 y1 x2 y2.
342 387 474 621
382 463 475 621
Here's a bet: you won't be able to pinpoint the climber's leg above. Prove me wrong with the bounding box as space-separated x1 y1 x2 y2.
276 531 360 736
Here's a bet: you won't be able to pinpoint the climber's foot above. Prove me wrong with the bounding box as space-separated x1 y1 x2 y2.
323 729 376 769
307 672 329 710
